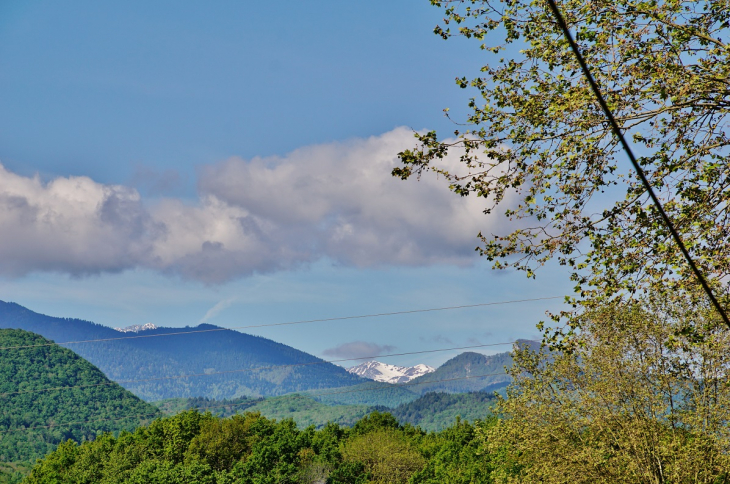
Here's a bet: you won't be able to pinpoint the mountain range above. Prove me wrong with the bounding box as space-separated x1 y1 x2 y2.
0 300 529 405
309 350 518 408
347 361 434 383
0 301 363 401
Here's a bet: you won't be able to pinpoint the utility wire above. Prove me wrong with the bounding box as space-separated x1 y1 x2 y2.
0 296 562 351
0 341 517 398
0 371 508 434
544 0 730 330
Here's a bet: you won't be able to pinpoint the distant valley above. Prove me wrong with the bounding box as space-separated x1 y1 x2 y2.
154 391 498 432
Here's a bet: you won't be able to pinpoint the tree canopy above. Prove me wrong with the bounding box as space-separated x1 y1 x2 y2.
24 410 497 484
485 295 730 482
394 0 730 339
392 3 730 479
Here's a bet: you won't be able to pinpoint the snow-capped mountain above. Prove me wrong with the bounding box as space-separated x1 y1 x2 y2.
347 361 435 384
114 323 158 333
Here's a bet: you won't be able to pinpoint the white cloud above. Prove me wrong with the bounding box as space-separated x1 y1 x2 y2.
0 128 499 282
0 166 160 276
198 127 495 269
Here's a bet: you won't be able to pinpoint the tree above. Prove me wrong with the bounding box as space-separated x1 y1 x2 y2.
483 294 730 483
341 429 426 484
394 0 730 340
184 412 263 471
411 416 496 484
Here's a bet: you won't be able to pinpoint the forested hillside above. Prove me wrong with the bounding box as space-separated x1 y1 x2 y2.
0 329 160 483
407 351 514 394
388 392 496 431
154 396 262 417
0 301 364 401
155 391 496 432
24 410 495 484
308 380 421 407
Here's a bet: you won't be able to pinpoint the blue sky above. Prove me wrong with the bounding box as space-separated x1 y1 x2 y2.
0 0 572 367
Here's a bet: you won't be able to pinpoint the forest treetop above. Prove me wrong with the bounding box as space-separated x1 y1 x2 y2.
394 0 730 339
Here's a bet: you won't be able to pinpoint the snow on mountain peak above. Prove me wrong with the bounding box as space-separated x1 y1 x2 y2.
114 323 158 333
347 361 435 384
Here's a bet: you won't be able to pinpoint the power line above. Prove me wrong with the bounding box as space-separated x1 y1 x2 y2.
0 341 517 397
0 371 508 434
0 296 562 350
545 0 730 330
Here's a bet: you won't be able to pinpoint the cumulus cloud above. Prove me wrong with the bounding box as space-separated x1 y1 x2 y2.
198 127 494 268
0 166 161 276
0 128 501 282
322 341 397 360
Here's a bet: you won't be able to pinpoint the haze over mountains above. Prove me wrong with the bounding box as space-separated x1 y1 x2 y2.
0 300 524 405
0 301 363 401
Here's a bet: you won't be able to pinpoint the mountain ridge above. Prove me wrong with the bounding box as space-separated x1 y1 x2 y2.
347 361 434 383
0 300 364 401
407 350 514 394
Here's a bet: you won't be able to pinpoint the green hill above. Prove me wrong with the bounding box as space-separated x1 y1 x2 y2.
407 351 514 394
307 380 420 407
388 392 495 431
153 395 261 417
240 392 495 431
248 394 374 428
0 329 161 483
155 391 496 433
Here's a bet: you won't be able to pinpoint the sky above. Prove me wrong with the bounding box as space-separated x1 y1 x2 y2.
0 0 573 368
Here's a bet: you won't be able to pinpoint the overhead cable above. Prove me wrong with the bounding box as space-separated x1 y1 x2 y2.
0 341 517 397
0 296 562 350
0 371 508 434
545 0 730 329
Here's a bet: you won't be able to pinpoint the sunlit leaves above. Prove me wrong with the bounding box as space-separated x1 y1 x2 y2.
394 0 730 340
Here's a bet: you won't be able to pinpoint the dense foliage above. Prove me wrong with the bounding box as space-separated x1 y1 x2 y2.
388 392 496 432
0 301 363 400
0 329 160 482
24 410 497 484
486 296 730 483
